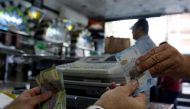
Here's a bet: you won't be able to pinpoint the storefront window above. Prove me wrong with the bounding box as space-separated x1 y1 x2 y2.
105 13 190 54
167 14 190 54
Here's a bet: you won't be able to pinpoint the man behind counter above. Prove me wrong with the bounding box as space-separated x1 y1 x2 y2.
132 18 156 54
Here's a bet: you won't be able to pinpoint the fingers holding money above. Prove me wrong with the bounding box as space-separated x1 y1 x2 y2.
114 80 139 96
136 45 171 73
31 91 53 105
35 66 66 109
137 44 169 64
136 43 187 78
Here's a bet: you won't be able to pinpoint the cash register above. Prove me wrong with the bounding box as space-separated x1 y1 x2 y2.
57 55 125 109
56 55 125 92
57 55 124 82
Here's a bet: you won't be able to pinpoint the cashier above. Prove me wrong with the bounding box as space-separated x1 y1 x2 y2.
4 43 190 109
131 18 156 54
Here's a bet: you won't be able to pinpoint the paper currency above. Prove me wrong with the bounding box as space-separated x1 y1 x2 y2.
115 45 156 95
133 71 156 95
36 66 66 109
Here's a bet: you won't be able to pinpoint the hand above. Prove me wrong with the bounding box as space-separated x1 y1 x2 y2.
5 87 53 109
136 43 190 79
95 80 146 109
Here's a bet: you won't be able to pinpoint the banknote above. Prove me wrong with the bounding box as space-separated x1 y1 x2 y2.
36 66 66 109
133 71 156 95
115 45 156 95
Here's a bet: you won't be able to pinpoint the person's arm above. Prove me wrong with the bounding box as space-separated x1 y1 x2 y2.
94 80 146 109
136 43 190 79
182 55 190 78
4 87 52 109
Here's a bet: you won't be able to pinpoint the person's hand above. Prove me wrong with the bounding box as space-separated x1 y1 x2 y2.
95 80 146 109
5 87 53 109
136 43 190 79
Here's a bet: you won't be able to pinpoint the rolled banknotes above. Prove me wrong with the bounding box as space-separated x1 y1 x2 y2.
36 66 66 109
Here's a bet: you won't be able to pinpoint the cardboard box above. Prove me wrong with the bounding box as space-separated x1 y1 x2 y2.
105 36 130 54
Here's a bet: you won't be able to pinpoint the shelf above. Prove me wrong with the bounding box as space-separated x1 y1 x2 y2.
22 54 61 60
0 45 24 55
0 30 69 47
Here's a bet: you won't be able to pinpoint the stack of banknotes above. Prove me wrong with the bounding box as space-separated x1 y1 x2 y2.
36 66 66 109
115 45 156 95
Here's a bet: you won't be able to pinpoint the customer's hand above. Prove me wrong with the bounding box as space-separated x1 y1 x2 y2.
136 43 190 79
95 80 146 109
5 87 52 109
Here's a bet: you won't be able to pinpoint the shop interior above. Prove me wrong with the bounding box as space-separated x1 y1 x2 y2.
0 0 190 109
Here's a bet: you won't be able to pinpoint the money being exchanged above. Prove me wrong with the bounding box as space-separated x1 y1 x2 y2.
115 45 156 95
36 66 66 109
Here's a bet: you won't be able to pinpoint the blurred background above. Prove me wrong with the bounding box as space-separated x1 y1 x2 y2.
0 0 190 109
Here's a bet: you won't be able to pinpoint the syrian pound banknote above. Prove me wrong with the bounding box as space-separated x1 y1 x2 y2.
115 45 156 95
36 66 66 109
133 71 156 95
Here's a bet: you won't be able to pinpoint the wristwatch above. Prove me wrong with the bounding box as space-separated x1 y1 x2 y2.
87 105 104 109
